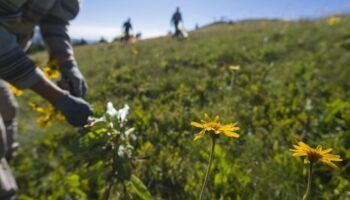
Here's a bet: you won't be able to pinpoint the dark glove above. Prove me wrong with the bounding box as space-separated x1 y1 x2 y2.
54 94 93 127
59 60 88 98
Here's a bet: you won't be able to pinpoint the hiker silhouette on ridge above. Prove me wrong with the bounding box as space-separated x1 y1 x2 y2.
171 7 188 38
123 18 133 40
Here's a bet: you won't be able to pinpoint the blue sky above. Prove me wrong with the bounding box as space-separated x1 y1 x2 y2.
68 0 350 40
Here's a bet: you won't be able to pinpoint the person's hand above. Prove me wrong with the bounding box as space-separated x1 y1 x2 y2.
54 94 93 127
59 60 88 98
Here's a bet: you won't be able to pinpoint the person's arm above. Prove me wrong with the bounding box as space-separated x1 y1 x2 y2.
0 28 64 103
31 77 93 127
0 27 92 127
30 76 67 105
39 0 87 98
0 27 43 89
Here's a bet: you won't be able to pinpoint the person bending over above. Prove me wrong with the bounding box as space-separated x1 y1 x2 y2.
0 0 92 199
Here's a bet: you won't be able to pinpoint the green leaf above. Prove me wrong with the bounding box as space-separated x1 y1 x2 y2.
18 195 35 200
130 175 152 200
65 174 81 188
112 146 132 180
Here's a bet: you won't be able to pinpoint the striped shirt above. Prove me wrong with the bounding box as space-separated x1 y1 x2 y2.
0 0 79 88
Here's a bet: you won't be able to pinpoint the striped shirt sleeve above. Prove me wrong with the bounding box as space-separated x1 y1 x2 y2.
39 0 80 56
0 27 44 89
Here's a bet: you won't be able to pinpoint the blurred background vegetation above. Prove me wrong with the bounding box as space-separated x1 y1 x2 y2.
12 15 350 199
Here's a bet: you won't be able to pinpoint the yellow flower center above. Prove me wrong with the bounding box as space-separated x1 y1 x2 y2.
307 150 322 163
205 122 222 131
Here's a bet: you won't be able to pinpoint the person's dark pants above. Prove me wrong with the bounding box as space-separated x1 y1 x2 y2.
0 81 18 198
0 81 18 160
174 22 181 36
0 115 18 199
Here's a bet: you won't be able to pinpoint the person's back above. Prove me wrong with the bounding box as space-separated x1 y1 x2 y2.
123 18 132 38
172 9 182 26
124 21 132 32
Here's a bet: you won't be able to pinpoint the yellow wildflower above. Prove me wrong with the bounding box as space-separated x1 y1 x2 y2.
48 105 65 121
229 65 240 71
37 115 52 128
7 84 23 96
43 67 60 79
28 102 64 128
28 102 45 113
290 141 342 169
191 114 240 141
327 17 341 26
43 59 60 79
54 112 65 121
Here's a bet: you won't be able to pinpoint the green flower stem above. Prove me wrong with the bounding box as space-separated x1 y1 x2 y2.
104 175 115 200
303 162 313 200
199 136 216 200
230 72 235 88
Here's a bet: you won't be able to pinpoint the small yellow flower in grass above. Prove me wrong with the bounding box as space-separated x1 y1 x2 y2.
191 114 240 141
191 114 240 200
47 104 65 121
28 102 45 113
28 102 64 128
291 141 342 200
290 141 342 169
54 112 65 121
43 67 60 79
327 17 341 26
228 65 240 71
43 59 60 79
7 84 23 96
37 115 52 128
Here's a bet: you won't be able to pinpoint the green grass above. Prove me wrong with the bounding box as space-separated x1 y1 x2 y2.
12 15 350 199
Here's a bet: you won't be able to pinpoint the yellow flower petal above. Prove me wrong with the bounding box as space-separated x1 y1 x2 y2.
221 126 240 132
191 121 204 128
7 84 23 96
191 114 240 140
291 141 342 169
323 154 342 161
292 152 307 157
298 141 311 150
316 145 323 151
28 102 45 113
204 113 210 121
194 135 203 141
223 131 240 138
214 115 220 122
37 115 52 128
320 159 339 170
321 148 333 154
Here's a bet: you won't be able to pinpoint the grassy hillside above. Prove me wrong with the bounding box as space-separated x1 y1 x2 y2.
12 15 350 199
